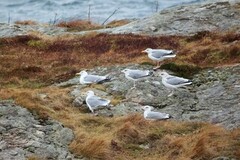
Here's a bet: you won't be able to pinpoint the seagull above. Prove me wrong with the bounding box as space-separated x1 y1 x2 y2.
159 71 192 96
142 106 170 120
85 90 110 113
76 70 110 84
121 69 152 88
142 48 176 70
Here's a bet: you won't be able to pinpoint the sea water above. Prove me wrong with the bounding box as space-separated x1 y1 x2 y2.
0 0 202 24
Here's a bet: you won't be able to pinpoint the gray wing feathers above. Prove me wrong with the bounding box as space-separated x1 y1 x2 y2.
151 50 173 58
84 75 106 83
146 112 169 119
166 76 191 85
151 51 167 58
87 96 109 109
128 71 150 79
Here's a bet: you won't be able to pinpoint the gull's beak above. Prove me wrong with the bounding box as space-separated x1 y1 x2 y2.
76 72 81 75
142 50 146 53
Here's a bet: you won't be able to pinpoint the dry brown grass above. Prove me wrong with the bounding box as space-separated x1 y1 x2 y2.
0 86 239 159
0 31 240 159
15 20 37 25
106 19 131 28
0 33 180 87
57 20 102 31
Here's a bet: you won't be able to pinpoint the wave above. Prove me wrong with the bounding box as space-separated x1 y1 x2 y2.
62 1 82 6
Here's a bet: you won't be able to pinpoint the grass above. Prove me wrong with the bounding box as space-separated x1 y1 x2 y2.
1 31 239 88
106 19 131 28
57 20 102 32
56 19 131 32
0 31 240 159
0 87 239 159
15 20 37 25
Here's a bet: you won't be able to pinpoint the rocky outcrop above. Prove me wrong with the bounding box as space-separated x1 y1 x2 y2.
101 0 240 35
59 64 240 129
0 101 82 160
0 0 239 38
0 23 66 38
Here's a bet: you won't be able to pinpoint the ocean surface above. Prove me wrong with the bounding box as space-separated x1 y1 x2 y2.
0 0 202 24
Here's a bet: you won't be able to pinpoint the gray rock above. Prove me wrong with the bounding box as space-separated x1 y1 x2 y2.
65 64 240 129
0 23 66 38
0 102 83 160
57 128 75 146
73 96 85 107
1 1 239 37
102 0 240 36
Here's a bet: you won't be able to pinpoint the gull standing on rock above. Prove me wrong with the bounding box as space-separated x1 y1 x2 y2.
86 90 111 113
142 48 176 70
159 71 192 96
76 70 110 84
121 69 152 89
142 106 170 120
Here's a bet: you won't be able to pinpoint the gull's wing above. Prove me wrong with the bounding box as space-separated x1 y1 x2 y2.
166 76 191 85
86 95 110 109
151 50 173 58
127 70 151 79
84 75 107 83
145 111 169 120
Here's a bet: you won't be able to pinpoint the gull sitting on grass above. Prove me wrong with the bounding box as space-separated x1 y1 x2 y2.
159 71 192 97
121 69 152 89
142 106 170 120
142 48 176 70
76 70 110 84
86 90 110 113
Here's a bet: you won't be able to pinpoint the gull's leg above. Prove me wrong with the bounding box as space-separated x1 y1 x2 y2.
167 90 174 97
130 81 136 90
153 61 161 70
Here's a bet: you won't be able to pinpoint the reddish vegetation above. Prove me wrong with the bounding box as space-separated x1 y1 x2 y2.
56 20 101 31
0 31 239 159
0 33 181 87
0 31 239 87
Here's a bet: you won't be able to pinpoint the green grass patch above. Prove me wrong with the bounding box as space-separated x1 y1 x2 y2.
27 40 47 49
160 62 202 78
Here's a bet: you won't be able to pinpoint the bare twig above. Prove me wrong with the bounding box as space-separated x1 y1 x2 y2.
8 12 11 25
53 13 58 25
101 8 119 26
155 0 159 12
88 4 91 22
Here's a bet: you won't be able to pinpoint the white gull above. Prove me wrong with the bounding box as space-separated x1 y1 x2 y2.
86 90 110 113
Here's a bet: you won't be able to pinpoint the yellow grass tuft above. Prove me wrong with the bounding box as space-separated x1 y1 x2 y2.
70 137 112 159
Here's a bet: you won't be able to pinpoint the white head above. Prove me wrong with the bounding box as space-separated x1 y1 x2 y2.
159 71 169 78
142 48 152 53
121 69 130 73
76 70 88 76
86 90 95 96
142 105 153 111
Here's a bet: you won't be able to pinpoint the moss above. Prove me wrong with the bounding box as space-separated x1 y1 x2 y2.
186 31 211 42
111 95 125 106
205 51 228 64
27 40 47 49
160 63 202 78
139 61 154 66
91 84 107 92
124 143 143 151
